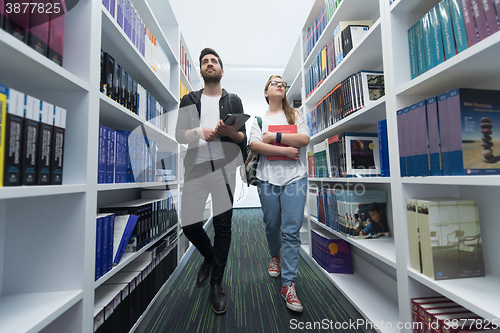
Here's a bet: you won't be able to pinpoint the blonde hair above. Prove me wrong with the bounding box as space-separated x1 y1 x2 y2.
264 75 300 125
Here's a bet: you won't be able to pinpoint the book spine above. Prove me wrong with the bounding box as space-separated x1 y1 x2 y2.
402 107 414 176
482 0 500 34
415 18 427 75
447 0 470 54
429 6 446 67
37 101 53 185
447 88 465 175
0 85 7 187
437 93 452 175
96 216 103 280
397 109 407 177
460 0 480 46
3 87 25 186
98 125 106 184
496 0 500 21
422 13 436 71
4 2 30 43
102 213 109 276
47 0 65 66
409 103 422 176
107 214 114 272
416 100 431 176
106 128 115 183
50 106 66 185
426 96 442 176
471 0 490 40
22 95 40 185
408 23 419 79
438 0 458 61
28 0 50 56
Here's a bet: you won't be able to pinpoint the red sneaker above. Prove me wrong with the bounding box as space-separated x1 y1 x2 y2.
268 256 281 277
281 282 303 312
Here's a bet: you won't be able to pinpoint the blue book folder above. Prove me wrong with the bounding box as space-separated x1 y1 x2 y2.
113 214 139 265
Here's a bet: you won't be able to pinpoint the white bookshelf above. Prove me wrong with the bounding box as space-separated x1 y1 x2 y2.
290 0 500 332
0 0 199 331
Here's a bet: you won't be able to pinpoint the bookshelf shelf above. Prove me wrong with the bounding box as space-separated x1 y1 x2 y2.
0 291 82 333
305 19 383 107
294 0 500 330
311 218 397 268
0 30 89 94
395 32 500 97
407 270 500 320
101 8 177 110
0 185 87 200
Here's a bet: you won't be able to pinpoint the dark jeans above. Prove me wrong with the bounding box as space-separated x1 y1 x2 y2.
181 160 235 285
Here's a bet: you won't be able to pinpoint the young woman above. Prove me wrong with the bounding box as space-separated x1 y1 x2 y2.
249 75 310 312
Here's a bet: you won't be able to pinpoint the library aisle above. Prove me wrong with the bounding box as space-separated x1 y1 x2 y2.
143 208 370 333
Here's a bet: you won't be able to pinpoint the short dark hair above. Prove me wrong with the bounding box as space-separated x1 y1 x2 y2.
199 47 223 69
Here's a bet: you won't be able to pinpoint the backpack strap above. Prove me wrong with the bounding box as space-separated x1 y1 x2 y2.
256 116 262 130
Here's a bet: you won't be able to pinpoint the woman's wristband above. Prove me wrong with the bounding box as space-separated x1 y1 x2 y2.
276 132 282 144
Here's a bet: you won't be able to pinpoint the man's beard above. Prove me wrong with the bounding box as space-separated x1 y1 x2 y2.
201 68 222 84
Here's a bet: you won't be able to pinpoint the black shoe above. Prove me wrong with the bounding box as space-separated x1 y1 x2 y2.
210 284 228 315
196 259 212 287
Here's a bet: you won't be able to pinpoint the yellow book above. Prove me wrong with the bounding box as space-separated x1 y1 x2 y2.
0 84 8 187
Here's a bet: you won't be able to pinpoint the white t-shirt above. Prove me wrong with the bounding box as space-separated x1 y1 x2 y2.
249 110 310 186
195 94 225 164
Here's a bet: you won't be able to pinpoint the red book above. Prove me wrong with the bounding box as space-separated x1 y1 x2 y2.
268 125 297 160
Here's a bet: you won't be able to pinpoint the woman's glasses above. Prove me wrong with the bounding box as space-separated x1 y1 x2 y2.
269 81 287 89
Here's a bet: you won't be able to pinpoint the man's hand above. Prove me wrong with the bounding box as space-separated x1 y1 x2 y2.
262 131 277 144
199 127 219 142
215 119 238 137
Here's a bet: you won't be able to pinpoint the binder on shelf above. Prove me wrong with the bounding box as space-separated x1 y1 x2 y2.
50 106 66 185
21 95 40 185
112 214 139 265
37 100 53 185
4 87 25 186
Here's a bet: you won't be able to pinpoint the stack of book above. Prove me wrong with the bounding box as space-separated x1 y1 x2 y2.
306 71 384 135
311 228 353 274
397 88 500 177
0 84 66 187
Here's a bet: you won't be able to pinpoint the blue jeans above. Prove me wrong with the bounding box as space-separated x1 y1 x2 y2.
257 176 307 287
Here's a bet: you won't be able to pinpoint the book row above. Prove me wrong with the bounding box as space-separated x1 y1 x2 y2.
306 70 385 136
0 84 66 187
303 0 344 59
98 192 179 260
100 51 169 133
304 19 373 97
309 187 390 239
179 40 192 83
406 198 484 281
94 243 178 333
309 130 387 178
1 0 65 66
397 88 500 177
411 296 497 333
98 125 160 184
311 228 353 274
408 0 500 79
102 0 172 86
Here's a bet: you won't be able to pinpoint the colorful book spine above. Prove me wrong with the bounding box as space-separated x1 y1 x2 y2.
482 0 500 34
461 0 480 46
51 106 66 185
448 0 469 54
437 93 452 175
403 106 414 176
397 108 407 177
470 0 490 40
98 125 107 184
22 95 40 185
378 119 390 177
409 103 421 176
426 96 442 176
408 23 419 79
422 13 436 72
0 85 7 187
37 101 53 185
416 100 431 176
415 19 427 75
4 88 25 186
429 6 446 67
437 0 457 61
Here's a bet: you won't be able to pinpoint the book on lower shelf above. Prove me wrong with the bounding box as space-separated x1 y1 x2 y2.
3 87 24 186
311 228 353 274
413 198 485 280
267 124 297 160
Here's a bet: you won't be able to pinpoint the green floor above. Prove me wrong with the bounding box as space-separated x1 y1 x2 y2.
145 208 366 333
